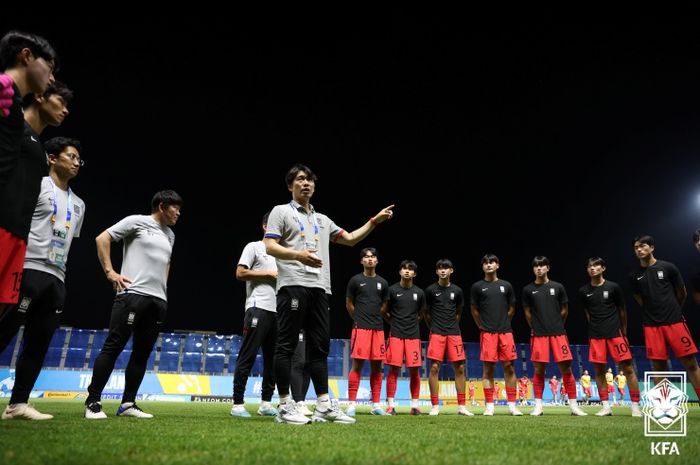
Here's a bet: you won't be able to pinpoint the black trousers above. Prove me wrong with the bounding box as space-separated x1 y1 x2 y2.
232 307 277 404
0 270 64 404
86 292 166 404
274 286 329 397
290 330 311 402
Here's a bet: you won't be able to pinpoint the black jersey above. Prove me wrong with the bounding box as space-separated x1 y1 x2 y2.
386 283 425 339
0 83 24 188
578 280 624 339
470 279 515 333
0 122 48 239
521 280 568 336
346 273 389 330
629 260 685 326
425 282 464 336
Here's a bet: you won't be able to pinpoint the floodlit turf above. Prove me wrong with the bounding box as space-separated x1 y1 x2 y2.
1 401 698 465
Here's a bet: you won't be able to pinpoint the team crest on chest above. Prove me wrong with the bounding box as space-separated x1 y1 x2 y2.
291 298 299 310
413 293 418 301
549 288 555 296
377 283 382 290
657 270 664 279
450 292 455 300
499 285 505 293
603 290 609 299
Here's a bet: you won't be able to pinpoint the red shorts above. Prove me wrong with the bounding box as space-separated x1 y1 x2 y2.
583 386 592 397
588 335 633 364
479 331 517 362
0 227 26 304
617 387 625 396
350 328 385 360
530 335 573 363
427 333 465 362
644 322 699 360
607 384 614 393
385 337 422 367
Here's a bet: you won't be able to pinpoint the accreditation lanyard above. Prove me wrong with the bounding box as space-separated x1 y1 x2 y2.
289 202 321 274
48 176 73 232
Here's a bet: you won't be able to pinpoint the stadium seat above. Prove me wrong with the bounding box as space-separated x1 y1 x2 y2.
0 334 20 367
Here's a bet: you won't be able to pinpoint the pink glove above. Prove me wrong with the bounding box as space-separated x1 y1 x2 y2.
0 74 15 118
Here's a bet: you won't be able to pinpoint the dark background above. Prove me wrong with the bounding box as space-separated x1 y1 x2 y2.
5 13 700 345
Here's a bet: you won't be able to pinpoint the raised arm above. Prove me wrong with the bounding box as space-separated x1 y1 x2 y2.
335 205 394 246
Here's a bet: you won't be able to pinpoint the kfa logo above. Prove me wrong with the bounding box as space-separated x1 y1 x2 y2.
642 371 687 456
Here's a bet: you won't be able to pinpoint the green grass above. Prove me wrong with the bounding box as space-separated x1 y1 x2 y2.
1 401 698 465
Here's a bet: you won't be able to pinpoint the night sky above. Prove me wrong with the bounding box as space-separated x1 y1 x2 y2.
5 14 700 345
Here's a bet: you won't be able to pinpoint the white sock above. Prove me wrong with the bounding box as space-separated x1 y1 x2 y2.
486 402 494 409
535 399 543 408
601 400 610 409
507 401 516 409
569 399 579 408
232 404 245 411
348 400 356 407
121 402 134 408
372 402 381 410
388 397 395 408
279 395 291 405
260 401 271 409
317 394 330 409
411 399 419 408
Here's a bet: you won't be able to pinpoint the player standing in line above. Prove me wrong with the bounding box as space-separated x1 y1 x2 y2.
578 257 641 416
469 254 522 416
424 259 473 416
382 260 426 415
580 370 592 405
522 256 586 416
345 247 390 416
630 235 700 404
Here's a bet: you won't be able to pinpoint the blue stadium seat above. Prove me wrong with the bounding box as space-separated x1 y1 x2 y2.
181 352 202 372
158 333 182 372
251 353 265 376
204 335 227 374
43 347 63 368
64 348 87 368
88 330 109 368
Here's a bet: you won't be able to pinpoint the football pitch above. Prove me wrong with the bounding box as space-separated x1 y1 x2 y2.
1 400 697 465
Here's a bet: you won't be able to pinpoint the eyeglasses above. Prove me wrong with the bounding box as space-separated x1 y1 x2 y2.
61 152 84 167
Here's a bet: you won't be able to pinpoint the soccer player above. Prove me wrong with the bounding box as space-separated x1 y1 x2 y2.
580 370 592 405
517 375 530 405
630 235 700 403
605 367 616 405
1 137 84 420
425 258 473 416
579 257 641 416
345 247 390 416
470 254 522 416
382 259 425 415
615 370 627 402
468 380 478 406
522 256 586 416
549 375 559 405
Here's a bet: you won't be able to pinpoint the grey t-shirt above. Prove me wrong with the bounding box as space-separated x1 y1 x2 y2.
238 240 277 312
108 214 175 301
264 201 344 294
24 177 85 282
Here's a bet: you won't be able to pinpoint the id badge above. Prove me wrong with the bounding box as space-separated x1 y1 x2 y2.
47 237 67 268
304 242 321 275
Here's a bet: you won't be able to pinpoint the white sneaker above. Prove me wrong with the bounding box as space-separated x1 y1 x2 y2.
85 401 108 420
429 406 440 416
570 406 588 416
2 403 53 420
345 405 356 417
457 406 474 416
509 407 523 416
630 403 642 417
595 406 613 416
483 405 495 416
257 405 279 417
275 402 311 425
312 404 355 424
116 403 153 418
530 404 543 416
